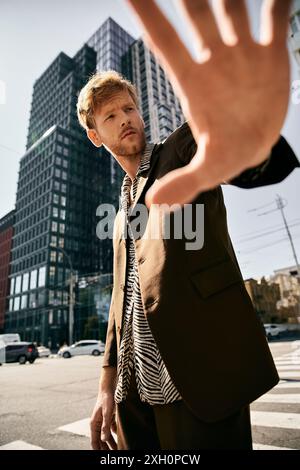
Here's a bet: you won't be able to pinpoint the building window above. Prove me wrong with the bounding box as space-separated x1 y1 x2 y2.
9 298 14 311
53 194 59 204
15 275 22 295
14 296 20 311
48 291 54 305
50 251 56 263
23 272 29 292
10 278 15 296
21 295 28 309
29 292 37 308
52 207 59 218
50 235 57 246
61 196 66 207
49 266 56 282
30 269 38 290
51 221 58 232
38 266 46 287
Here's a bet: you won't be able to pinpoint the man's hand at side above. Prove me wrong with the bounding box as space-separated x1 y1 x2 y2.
125 0 292 207
90 366 117 450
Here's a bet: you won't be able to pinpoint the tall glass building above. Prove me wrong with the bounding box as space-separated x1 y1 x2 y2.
5 45 114 348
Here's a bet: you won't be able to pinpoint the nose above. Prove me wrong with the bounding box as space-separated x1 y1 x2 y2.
120 111 131 127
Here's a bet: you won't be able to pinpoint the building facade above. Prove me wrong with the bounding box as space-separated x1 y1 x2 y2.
122 38 185 144
5 45 114 348
0 211 15 332
244 277 281 323
290 0 300 68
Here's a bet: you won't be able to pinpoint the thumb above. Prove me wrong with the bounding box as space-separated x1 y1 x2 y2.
145 163 200 208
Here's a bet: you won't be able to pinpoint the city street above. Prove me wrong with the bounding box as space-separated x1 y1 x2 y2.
1 340 300 450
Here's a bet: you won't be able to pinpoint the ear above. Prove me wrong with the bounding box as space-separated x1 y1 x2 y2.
86 128 102 148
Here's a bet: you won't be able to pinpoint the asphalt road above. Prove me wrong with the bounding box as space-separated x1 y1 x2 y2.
0 340 300 450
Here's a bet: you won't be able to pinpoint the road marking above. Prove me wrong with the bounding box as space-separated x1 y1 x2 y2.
58 418 118 442
275 381 300 389
251 411 300 430
275 360 300 365
253 443 293 450
278 372 300 378
0 440 44 450
256 394 300 404
58 418 90 438
276 365 300 370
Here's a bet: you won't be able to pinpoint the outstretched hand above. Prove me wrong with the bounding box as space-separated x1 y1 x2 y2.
125 0 291 208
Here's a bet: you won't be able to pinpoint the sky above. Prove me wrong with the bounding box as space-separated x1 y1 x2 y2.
0 0 299 280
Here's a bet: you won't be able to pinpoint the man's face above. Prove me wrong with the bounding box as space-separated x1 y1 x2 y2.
87 90 146 157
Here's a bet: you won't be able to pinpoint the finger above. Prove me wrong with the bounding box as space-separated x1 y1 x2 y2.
125 0 193 81
260 0 292 46
100 440 110 450
106 433 118 451
213 0 252 45
90 429 102 450
90 420 102 450
178 0 223 53
111 415 117 435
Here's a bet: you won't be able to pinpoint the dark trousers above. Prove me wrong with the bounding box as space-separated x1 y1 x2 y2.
116 370 253 450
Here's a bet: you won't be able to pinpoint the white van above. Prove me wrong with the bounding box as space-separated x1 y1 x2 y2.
0 333 21 344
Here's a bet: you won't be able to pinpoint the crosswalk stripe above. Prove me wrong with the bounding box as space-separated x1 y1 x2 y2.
275 360 300 365
253 443 293 450
276 365 300 370
278 372 300 378
58 418 90 438
251 411 300 430
275 381 300 389
255 394 300 404
0 440 44 450
57 418 118 442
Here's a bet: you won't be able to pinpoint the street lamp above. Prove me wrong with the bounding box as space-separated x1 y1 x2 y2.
53 246 75 346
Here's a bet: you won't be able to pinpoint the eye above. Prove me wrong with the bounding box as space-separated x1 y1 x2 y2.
106 114 114 120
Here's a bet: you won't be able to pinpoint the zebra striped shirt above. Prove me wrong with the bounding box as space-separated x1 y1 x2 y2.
114 142 182 405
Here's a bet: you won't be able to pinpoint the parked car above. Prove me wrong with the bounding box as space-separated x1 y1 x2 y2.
264 324 284 340
37 345 51 358
0 342 39 365
58 340 105 358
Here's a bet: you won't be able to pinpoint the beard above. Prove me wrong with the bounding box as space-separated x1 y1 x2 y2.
110 130 146 157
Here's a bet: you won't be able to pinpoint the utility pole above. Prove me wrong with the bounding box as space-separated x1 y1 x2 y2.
276 195 300 280
54 246 75 345
69 270 75 346
276 195 300 324
256 195 300 323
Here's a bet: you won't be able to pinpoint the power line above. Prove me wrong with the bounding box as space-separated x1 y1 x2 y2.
233 218 300 242
247 201 276 212
237 233 300 255
0 143 23 155
243 195 300 282
235 222 300 244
